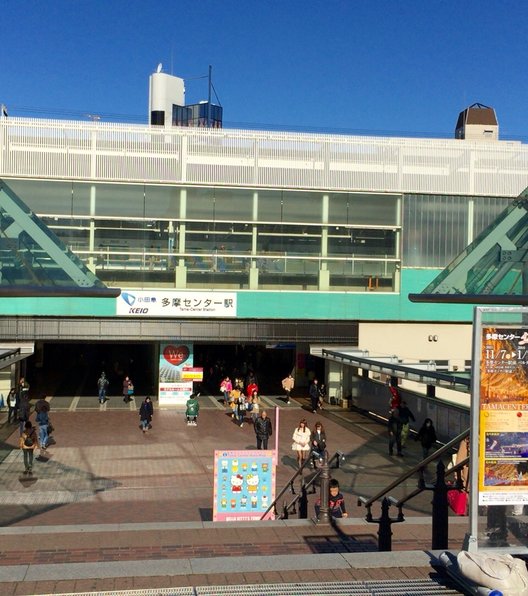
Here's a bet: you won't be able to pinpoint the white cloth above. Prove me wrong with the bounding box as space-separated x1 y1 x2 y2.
457 551 528 595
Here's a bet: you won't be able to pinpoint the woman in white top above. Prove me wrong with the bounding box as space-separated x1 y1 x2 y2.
292 418 311 468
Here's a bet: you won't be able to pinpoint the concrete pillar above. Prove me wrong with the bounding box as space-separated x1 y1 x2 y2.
326 360 342 405
175 189 187 287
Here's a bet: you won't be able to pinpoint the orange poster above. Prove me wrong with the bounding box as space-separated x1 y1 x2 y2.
479 327 528 505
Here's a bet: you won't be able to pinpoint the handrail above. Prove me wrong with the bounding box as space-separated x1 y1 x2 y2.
393 456 469 508
261 451 344 520
358 428 469 508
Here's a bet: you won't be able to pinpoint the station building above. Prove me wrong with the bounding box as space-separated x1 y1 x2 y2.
0 83 526 404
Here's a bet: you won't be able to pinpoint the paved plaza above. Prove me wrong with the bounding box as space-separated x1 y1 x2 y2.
0 393 468 595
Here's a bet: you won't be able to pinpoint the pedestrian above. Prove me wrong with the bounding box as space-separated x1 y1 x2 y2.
18 392 31 436
17 376 30 404
34 395 50 414
185 393 200 426
315 478 348 520
235 391 246 427
292 418 311 468
309 379 319 413
229 384 241 417
245 372 258 399
36 401 49 451
388 408 403 457
282 373 294 404
415 418 437 459
398 401 415 447
97 372 109 403
388 383 401 409
249 389 260 425
6 388 17 423
220 376 232 407
310 421 327 468
19 420 37 475
318 383 327 410
254 410 272 449
123 376 134 403
139 396 153 433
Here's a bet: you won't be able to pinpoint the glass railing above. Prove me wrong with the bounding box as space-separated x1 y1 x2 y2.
74 248 398 292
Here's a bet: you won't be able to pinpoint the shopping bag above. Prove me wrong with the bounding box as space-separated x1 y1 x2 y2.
447 489 468 515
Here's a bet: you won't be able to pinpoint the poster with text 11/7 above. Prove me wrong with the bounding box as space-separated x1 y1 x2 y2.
213 450 276 522
479 327 528 505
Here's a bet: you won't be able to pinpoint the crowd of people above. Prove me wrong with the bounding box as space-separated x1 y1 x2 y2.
386 385 437 459
12 368 443 524
10 377 53 475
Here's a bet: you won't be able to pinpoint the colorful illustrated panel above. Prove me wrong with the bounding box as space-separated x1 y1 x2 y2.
213 450 276 522
479 326 528 505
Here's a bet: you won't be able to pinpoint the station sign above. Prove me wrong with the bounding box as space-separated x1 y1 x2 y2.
117 290 237 318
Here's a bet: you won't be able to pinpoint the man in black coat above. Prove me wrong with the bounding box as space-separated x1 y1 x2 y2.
254 410 272 450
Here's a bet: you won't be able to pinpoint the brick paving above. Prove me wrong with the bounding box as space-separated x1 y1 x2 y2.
0 395 468 594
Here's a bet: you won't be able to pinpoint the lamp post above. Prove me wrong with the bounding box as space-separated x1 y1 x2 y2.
316 450 331 524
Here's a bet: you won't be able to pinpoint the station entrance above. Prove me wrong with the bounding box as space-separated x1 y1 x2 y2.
24 341 323 399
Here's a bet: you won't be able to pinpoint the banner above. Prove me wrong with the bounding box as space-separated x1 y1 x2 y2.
479 327 528 505
117 290 236 318
159 342 194 405
213 450 276 521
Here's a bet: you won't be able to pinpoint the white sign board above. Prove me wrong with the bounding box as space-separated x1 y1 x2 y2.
117 290 237 318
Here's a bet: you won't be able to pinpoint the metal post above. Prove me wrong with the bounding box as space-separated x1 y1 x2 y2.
432 459 449 550
299 484 308 519
207 65 212 128
378 498 393 551
316 450 331 524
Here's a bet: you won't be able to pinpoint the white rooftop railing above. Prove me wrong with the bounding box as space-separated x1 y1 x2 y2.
1 117 528 197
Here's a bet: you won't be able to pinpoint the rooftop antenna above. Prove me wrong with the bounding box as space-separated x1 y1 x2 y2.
156 62 162 73
207 65 212 127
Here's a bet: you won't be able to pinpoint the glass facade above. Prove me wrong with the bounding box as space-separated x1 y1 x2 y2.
0 182 112 294
0 180 514 294
6 180 402 292
403 194 511 268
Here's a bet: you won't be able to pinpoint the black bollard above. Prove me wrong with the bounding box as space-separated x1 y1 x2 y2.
299 484 308 519
431 459 449 550
378 497 393 551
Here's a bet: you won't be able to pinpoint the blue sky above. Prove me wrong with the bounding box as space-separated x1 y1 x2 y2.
2 0 528 139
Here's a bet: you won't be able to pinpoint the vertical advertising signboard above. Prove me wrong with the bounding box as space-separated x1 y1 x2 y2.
158 343 194 405
479 327 528 506
213 450 276 521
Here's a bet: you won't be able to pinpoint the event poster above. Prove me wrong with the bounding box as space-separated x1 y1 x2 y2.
213 450 276 522
479 327 528 505
158 342 194 405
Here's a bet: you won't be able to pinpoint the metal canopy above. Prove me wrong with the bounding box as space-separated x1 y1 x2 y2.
321 348 471 392
0 344 34 370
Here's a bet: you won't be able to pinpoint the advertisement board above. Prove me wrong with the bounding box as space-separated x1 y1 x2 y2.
479 327 528 506
213 450 276 522
159 342 194 405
